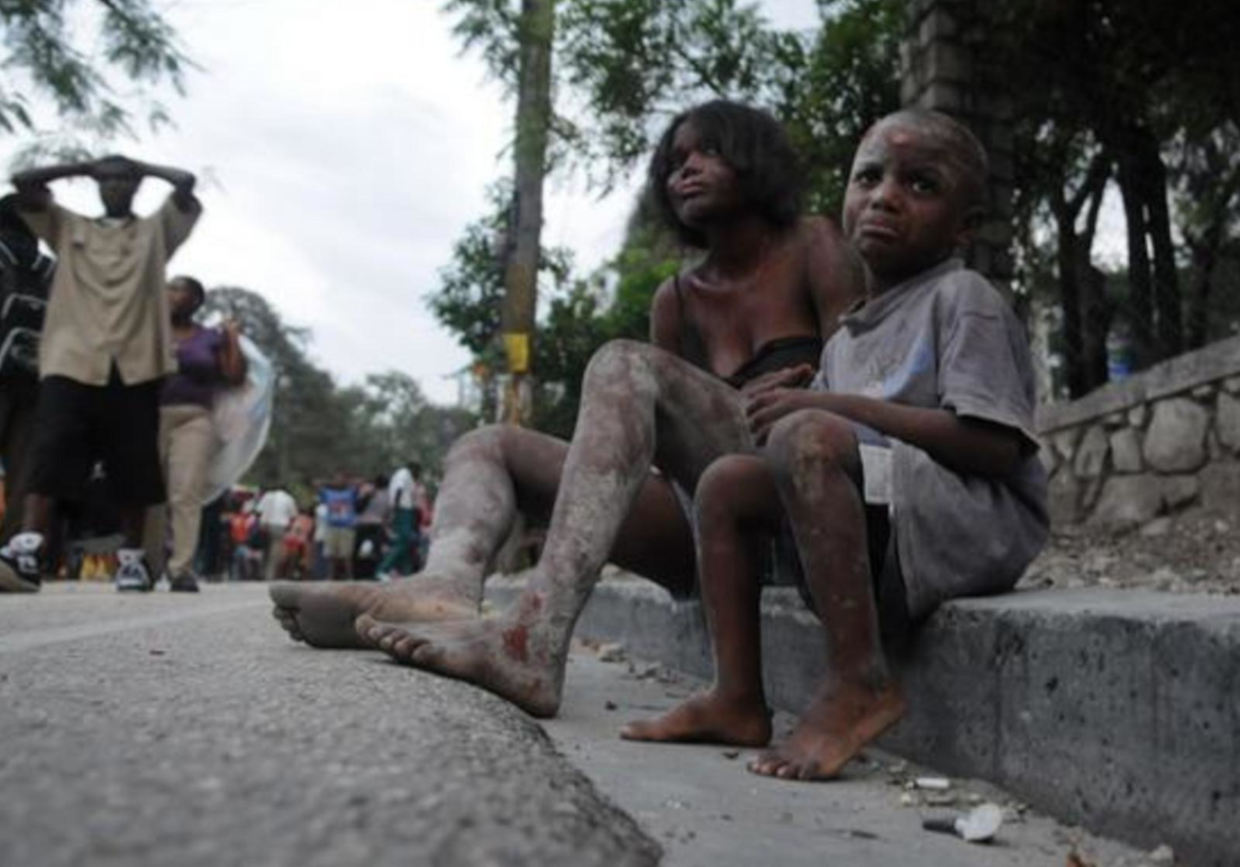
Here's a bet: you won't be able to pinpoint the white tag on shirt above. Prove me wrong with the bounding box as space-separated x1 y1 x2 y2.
859 443 892 505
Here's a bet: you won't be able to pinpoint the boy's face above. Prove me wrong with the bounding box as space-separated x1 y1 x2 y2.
842 121 978 289
95 162 141 217
665 120 742 228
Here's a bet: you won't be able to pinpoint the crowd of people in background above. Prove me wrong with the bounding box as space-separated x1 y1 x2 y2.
0 152 432 593
208 465 430 585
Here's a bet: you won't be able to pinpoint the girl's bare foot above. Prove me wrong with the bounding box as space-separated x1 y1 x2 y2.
356 606 566 718
269 576 477 649
619 691 772 746
748 681 905 781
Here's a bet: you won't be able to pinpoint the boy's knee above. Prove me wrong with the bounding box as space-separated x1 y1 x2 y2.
766 410 857 472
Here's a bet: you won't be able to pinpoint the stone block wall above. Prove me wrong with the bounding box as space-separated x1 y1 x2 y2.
901 0 1014 287
1037 335 1240 529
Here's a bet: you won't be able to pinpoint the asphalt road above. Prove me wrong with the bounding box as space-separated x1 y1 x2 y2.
0 583 1153 867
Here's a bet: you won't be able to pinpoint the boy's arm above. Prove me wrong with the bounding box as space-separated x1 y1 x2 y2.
10 160 94 211
746 389 1024 477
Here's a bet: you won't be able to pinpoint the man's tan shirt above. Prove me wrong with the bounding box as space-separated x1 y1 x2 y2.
18 196 200 385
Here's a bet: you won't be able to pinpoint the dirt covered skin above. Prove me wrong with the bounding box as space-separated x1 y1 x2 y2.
1017 506 1240 596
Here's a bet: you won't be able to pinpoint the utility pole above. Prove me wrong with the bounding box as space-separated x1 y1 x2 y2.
499 0 554 425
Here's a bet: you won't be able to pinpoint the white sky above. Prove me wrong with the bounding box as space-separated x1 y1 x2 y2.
0 0 820 403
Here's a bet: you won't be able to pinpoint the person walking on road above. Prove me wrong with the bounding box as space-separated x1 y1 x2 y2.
146 275 246 592
377 461 420 579
255 485 297 582
0 194 55 554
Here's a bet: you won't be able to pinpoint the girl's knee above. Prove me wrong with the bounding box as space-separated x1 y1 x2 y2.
445 424 511 466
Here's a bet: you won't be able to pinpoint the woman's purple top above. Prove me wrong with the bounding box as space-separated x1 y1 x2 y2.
162 325 227 408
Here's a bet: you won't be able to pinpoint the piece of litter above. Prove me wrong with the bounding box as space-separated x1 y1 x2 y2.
148 649 166 656
721 750 740 760
899 793 917 807
604 700 617 711
922 802 1003 843
1147 844 1174 865
843 829 878 840
915 777 951 790
597 642 626 663
925 792 956 807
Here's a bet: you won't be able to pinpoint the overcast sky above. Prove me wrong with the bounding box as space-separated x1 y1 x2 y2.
1 1 820 403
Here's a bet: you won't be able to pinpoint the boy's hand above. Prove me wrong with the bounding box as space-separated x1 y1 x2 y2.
738 363 815 398
746 387 830 444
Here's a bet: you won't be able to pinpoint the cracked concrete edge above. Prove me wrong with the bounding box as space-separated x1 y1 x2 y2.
485 578 1240 867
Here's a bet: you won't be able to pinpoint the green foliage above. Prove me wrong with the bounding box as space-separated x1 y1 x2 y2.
772 0 902 216
202 287 477 492
0 0 189 154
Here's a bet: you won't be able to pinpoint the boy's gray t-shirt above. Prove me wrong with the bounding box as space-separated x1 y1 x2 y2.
813 258 1048 621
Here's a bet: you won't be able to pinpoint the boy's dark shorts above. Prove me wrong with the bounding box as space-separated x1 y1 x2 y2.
27 371 165 507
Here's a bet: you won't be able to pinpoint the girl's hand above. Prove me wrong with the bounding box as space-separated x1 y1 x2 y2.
746 388 831 444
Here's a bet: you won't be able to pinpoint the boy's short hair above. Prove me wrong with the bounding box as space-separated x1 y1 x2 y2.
648 100 803 248
866 109 989 214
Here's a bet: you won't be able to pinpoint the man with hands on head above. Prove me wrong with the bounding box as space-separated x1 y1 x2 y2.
0 155 201 593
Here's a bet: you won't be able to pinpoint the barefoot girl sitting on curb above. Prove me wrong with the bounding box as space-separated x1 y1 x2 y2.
271 100 864 655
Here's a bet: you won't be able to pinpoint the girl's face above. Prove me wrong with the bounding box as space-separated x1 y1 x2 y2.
665 120 742 228
166 278 201 318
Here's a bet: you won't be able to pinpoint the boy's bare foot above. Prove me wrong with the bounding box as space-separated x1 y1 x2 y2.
748 681 905 781
619 691 772 746
356 605 565 718
269 576 477 649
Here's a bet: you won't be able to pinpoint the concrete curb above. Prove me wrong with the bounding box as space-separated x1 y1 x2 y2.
486 580 1240 867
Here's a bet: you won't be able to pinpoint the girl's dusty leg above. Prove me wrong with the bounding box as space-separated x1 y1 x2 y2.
747 410 904 781
621 455 777 746
270 425 563 648
361 340 751 715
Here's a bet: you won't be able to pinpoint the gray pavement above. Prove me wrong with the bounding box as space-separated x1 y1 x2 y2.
0 583 655 867
0 583 1156 866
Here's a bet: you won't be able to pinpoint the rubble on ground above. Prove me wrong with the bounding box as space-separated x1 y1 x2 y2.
1019 505 1240 595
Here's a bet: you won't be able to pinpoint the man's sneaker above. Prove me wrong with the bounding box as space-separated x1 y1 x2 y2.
0 532 44 593
169 571 200 593
114 548 153 592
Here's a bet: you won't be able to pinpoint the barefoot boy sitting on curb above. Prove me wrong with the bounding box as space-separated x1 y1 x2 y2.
620 108 1048 780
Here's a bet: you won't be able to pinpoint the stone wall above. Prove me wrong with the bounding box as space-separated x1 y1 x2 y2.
901 0 1014 287
1037 335 1240 528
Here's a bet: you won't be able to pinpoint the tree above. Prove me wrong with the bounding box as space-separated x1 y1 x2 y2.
1 0 190 155
203 287 478 494
1001 0 1240 379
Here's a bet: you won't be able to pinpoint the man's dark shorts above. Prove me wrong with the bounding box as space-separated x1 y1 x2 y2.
26 370 165 507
